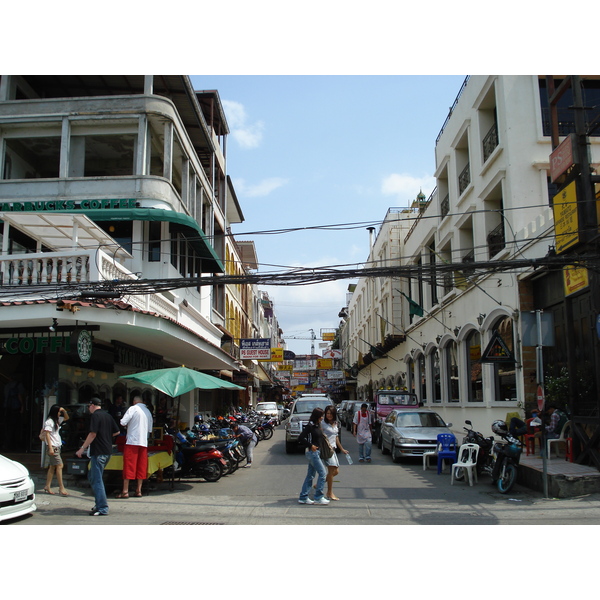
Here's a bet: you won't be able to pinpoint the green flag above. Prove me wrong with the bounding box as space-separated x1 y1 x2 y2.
401 291 424 317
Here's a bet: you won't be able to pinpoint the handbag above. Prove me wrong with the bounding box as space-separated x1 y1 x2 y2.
319 434 334 460
39 428 47 442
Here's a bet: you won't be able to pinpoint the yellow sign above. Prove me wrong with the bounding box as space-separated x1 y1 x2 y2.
278 364 293 371
553 180 579 254
322 332 335 341
563 265 589 296
258 347 283 362
317 358 333 369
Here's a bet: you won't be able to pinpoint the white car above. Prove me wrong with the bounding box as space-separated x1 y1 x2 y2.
0 454 36 522
255 401 280 424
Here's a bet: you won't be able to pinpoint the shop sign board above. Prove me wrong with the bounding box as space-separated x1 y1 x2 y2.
317 358 333 369
240 338 271 360
553 180 579 253
326 370 344 380
278 364 293 371
0 198 136 212
563 265 589 296
550 133 578 183
3 335 71 355
259 347 283 362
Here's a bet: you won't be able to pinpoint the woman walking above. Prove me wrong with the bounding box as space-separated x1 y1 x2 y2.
42 405 70 496
297 407 330 505
322 405 349 500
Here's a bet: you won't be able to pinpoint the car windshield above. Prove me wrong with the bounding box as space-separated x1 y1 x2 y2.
379 394 417 406
293 400 331 414
396 412 446 427
257 403 276 410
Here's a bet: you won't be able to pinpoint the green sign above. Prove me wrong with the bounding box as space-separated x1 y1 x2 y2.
0 199 136 212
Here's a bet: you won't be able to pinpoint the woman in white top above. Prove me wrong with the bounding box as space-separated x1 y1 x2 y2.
42 404 69 496
321 405 349 501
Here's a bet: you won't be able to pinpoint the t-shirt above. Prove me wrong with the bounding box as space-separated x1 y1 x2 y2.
43 417 64 448
89 409 119 456
121 403 153 447
353 410 372 444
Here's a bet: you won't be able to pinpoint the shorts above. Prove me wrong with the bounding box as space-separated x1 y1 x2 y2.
323 451 339 468
45 446 63 467
123 444 148 480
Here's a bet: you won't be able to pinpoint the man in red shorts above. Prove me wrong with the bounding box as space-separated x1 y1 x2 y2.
117 396 153 498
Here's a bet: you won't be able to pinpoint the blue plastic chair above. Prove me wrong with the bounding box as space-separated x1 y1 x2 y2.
437 433 458 474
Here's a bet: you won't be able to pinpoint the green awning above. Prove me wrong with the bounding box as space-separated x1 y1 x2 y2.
68 208 224 273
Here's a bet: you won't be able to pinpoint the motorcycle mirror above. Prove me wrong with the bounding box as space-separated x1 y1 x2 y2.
465 420 472 425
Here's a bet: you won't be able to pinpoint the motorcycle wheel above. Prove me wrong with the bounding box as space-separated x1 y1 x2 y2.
201 460 223 482
262 427 273 440
496 463 517 494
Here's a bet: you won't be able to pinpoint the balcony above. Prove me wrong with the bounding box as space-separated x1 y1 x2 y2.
482 122 499 162
458 163 471 195
487 222 505 257
440 194 450 218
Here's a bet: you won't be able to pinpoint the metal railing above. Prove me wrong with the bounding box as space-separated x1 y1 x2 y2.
487 222 505 257
458 162 471 195
482 122 499 162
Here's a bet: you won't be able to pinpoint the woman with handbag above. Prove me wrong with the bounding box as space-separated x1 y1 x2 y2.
42 404 70 496
297 407 330 505
322 405 349 501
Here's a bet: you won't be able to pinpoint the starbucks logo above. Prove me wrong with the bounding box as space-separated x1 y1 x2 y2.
77 330 93 363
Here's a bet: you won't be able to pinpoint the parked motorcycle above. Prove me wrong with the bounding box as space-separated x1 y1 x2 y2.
173 431 227 482
490 420 523 494
457 419 522 493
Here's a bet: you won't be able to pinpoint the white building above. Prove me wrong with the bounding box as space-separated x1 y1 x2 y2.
0 76 247 451
342 75 600 437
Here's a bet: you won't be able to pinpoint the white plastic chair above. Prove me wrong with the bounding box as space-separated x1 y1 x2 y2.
422 445 439 471
547 420 571 459
450 443 479 486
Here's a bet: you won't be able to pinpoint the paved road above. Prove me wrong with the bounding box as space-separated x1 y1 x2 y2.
7 424 600 526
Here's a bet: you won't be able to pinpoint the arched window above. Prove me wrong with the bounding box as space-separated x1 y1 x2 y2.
417 353 427 404
466 329 483 402
444 340 460 402
491 316 516 402
431 348 441 403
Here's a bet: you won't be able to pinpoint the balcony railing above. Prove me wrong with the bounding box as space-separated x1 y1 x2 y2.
487 222 505 257
0 248 178 321
482 122 499 162
440 194 450 218
458 163 471 195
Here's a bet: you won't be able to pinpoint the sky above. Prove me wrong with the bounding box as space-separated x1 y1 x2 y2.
189 75 467 355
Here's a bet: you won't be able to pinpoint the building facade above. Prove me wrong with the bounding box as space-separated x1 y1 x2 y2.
0 75 261 452
340 75 600 460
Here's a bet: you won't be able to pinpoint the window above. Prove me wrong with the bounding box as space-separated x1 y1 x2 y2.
3 136 61 179
431 348 441 403
466 330 483 402
96 221 133 255
491 317 516 402
445 341 460 402
148 221 161 262
71 134 136 177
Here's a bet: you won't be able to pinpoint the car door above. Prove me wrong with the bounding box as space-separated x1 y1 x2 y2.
381 411 397 448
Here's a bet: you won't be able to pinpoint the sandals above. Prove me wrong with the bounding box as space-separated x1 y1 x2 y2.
115 492 129 499
134 492 142 498
59 490 69 497
43 488 55 495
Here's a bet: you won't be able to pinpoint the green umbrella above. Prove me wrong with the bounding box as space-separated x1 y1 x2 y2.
119 366 244 397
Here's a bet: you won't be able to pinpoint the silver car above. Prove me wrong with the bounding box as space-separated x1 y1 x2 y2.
285 396 332 453
380 409 453 463
0 454 36 522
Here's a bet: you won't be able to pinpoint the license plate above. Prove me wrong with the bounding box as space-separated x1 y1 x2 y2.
14 489 27 503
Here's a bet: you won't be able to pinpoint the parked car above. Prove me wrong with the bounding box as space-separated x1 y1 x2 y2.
339 400 350 427
0 454 36 522
380 409 453 463
255 401 280 424
285 395 333 453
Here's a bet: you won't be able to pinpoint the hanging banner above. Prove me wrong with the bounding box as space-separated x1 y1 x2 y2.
563 265 589 296
240 338 271 360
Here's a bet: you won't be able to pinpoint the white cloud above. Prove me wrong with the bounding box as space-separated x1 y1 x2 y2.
223 99 264 149
235 177 288 197
381 173 435 204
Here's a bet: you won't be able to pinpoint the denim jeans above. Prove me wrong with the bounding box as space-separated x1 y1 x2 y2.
88 454 110 514
245 438 256 463
358 440 372 461
299 449 327 501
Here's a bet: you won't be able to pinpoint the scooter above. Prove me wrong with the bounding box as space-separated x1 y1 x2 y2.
460 420 495 476
173 431 227 482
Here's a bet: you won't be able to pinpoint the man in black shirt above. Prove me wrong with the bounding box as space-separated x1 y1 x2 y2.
76 398 119 516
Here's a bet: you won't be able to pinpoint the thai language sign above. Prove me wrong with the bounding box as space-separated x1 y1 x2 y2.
240 338 271 360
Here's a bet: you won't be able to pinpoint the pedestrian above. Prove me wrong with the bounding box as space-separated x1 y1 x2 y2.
117 396 153 498
322 405 349 501
108 394 127 432
297 407 330 505
353 402 373 462
42 404 70 496
75 398 119 516
231 421 257 467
